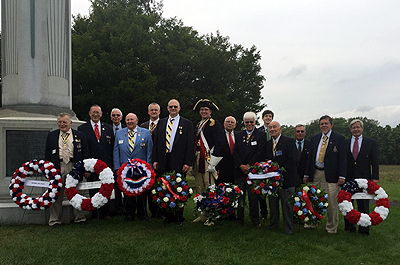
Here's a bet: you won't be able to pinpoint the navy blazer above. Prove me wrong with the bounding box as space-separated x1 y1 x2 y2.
78 121 115 168
152 116 195 173
233 129 267 179
113 127 153 169
217 130 237 183
306 131 347 183
266 135 299 188
346 136 379 181
296 139 311 179
45 129 90 169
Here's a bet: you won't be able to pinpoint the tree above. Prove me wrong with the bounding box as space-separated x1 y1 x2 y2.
72 0 265 125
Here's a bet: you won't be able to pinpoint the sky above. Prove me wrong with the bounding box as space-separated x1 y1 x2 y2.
72 1 400 127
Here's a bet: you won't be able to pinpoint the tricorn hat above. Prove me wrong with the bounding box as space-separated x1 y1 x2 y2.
193 99 219 111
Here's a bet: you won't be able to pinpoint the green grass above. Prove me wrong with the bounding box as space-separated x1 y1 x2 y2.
0 166 399 265
377 165 400 202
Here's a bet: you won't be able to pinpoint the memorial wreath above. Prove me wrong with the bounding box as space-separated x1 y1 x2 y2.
65 159 114 211
291 183 328 225
151 171 193 212
116 158 155 197
9 160 62 210
338 179 389 227
247 160 284 198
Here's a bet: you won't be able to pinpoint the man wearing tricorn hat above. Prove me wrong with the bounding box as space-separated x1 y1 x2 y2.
192 99 224 195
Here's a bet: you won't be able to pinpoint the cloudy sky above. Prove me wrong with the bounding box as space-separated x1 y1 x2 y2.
72 0 400 127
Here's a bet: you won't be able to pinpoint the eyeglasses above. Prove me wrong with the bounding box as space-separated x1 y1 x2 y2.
296 130 305 133
111 114 121 117
168 106 179 109
244 121 254 124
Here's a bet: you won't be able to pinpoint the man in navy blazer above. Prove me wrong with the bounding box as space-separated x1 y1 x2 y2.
45 113 89 226
152 99 195 225
294 124 310 183
216 116 237 184
304 115 346 234
114 113 153 221
78 104 115 219
345 119 379 236
266 121 299 234
233 112 267 227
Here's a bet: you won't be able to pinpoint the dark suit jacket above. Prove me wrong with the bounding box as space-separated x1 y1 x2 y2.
78 121 115 168
152 116 195 173
45 129 90 169
346 136 379 181
217 130 237 183
296 139 311 179
233 129 267 179
306 131 347 183
266 135 299 188
140 120 156 141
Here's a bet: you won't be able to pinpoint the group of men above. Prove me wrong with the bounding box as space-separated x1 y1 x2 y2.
44 99 378 235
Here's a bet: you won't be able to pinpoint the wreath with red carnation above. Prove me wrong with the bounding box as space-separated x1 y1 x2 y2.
9 160 62 210
338 179 389 227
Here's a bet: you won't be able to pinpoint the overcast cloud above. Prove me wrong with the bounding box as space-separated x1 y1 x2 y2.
72 0 400 127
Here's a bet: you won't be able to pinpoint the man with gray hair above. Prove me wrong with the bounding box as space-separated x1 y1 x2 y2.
294 124 310 182
111 108 124 135
140 103 161 137
233 112 267 227
345 119 379 236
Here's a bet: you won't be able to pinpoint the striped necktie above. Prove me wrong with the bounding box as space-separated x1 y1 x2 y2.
318 135 328 163
128 131 136 152
166 118 174 152
150 122 156 135
273 139 277 157
246 132 252 143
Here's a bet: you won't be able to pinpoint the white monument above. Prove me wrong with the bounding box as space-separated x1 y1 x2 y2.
0 0 82 224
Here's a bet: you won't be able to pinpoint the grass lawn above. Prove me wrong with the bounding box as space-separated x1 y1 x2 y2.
0 166 399 265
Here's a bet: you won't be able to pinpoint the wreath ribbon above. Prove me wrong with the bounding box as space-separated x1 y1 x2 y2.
301 190 323 219
161 177 182 200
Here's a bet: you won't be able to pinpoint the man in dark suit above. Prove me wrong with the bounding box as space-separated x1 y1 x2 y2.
114 113 153 221
152 99 195 225
45 113 89 227
78 104 115 219
257 110 274 222
216 116 237 184
233 112 267 227
294 124 310 183
140 102 161 218
345 119 379 236
110 107 125 213
267 121 299 234
304 115 347 234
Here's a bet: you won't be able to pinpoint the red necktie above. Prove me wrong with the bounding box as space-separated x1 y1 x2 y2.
94 123 100 141
352 137 359 160
229 133 234 155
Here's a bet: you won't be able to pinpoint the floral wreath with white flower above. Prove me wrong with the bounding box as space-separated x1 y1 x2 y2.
65 159 114 211
116 158 156 197
151 171 193 212
9 160 62 210
194 182 242 222
290 183 329 225
338 179 389 227
247 160 284 198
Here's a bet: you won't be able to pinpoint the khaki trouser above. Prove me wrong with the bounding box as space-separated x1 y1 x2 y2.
48 162 86 226
312 169 339 233
193 151 217 193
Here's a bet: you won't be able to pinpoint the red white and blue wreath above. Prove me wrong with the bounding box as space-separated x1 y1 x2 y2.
338 179 389 227
65 159 114 211
247 160 284 198
116 159 156 196
9 160 62 210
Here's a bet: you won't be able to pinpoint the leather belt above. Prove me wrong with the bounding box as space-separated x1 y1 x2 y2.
315 166 324 170
60 158 73 163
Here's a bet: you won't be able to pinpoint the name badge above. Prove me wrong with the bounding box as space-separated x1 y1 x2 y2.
119 140 124 144
52 149 56 154
251 141 257 146
276 150 283 156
